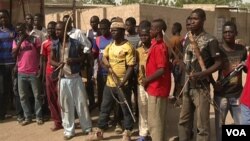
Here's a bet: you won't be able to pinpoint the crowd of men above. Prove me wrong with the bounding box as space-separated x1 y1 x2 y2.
1 7 250 141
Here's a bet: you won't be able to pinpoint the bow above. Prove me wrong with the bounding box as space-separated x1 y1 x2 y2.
56 13 74 112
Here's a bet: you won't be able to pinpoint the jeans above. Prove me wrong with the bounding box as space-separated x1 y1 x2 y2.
214 96 241 141
98 85 133 130
240 104 250 125
18 73 42 120
13 73 23 118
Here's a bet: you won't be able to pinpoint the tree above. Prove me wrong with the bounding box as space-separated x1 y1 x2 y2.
122 0 140 4
122 0 171 5
158 0 171 6
86 0 115 4
45 0 115 5
240 2 250 10
173 0 242 7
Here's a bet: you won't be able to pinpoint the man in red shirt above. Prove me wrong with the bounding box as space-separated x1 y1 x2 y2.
41 21 62 131
142 19 171 141
240 54 250 125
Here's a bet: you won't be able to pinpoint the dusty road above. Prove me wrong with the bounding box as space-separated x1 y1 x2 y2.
0 73 237 141
0 103 233 141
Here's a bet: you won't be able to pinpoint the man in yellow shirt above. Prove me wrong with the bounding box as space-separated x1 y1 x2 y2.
88 17 135 141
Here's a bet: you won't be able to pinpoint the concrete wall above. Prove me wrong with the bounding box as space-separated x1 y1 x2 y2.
44 3 250 45
140 4 191 37
183 4 216 11
231 11 250 46
214 9 230 42
0 0 41 25
45 10 71 27
45 4 140 32
105 4 140 24
78 8 106 32
139 4 215 38
77 4 140 32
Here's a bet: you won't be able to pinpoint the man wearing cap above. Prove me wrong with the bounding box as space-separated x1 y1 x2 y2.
88 17 135 141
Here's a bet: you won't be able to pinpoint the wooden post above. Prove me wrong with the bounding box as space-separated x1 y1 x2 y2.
40 0 45 27
72 0 76 28
21 0 26 20
9 0 12 24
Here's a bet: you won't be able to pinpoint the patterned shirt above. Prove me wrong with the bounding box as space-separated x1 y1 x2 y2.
184 31 220 86
216 44 247 98
0 28 15 65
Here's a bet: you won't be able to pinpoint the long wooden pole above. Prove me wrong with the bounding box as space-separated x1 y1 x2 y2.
40 0 43 14
72 0 76 28
57 14 73 112
188 31 206 71
10 0 12 24
21 0 26 20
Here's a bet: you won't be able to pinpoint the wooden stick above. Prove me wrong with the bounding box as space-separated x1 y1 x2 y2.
188 31 206 71
57 13 73 113
140 65 146 78
53 63 64 73
162 30 183 60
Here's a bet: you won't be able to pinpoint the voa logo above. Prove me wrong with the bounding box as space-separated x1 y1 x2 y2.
226 129 247 136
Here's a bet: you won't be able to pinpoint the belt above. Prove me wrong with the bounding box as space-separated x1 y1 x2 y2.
62 73 79 78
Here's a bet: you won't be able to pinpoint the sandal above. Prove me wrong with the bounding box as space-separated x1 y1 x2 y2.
36 119 44 125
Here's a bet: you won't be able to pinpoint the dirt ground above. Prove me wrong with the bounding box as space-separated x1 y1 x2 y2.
0 99 234 141
0 73 238 141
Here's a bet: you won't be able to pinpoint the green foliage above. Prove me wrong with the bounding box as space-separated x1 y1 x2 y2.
45 0 115 5
122 0 140 4
44 0 243 7
122 0 171 6
88 0 115 4
158 0 171 6
120 0 240 6
173 0 242 7
240 2 250 10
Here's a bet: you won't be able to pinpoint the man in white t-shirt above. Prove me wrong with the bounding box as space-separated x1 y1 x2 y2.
62 15 91 53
